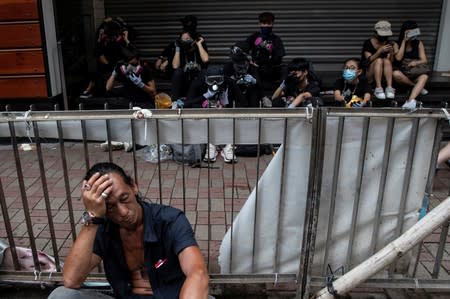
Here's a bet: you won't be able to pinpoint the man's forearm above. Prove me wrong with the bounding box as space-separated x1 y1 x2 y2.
179 269 209 299
63 225 99 288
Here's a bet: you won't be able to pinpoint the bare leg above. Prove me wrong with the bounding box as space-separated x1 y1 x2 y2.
409 74 429 100
438 143 450 166
383 58 393 87
367 58 384 88
393 70 415 87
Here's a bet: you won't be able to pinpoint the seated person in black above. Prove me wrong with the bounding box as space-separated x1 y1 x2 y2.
81 17 135 98
171 30 209 101
106 47 156 108
223 41 262 107
154 15 203 80
334 58 371 107
271 58 320 108
245 12 286 88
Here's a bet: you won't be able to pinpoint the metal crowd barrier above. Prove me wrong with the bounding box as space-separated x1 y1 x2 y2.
0 106 449 298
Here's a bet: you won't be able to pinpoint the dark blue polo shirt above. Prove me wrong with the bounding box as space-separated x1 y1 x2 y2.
93 201 198 299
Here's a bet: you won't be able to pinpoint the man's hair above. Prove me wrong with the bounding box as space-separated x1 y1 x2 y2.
121 46 140 62
258 12 275 23
288 58 309 72
84 162 134 187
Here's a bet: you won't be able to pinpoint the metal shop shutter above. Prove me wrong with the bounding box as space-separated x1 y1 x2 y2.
105 0 443 71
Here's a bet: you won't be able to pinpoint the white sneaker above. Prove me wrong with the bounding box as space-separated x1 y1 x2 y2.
402 99 417 110
123 142 133 152
420 88 429 96
262 96 272 108
374 87 386 100
221 144 237 163
100 141 124 151
385 87 396 99
203 144 217 162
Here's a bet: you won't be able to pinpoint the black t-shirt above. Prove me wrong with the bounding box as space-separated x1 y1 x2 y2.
246 32 285 67
286 81 320 99
178 40 208 69
113 62 155 105
334 77 371 100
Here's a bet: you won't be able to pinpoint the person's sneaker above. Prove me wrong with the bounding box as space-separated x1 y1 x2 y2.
79 90 93 99
203 144 217 162
402 99 417 110
100 141 124 151
262 96 272 108
221 144 237 163
420 88 429 96
123 142 133 152
385 87 396 99
374 87 386 100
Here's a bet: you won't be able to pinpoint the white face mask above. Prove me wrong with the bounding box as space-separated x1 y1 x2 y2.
126 64 137 74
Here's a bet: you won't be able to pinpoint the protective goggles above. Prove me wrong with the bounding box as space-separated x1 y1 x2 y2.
205 75 224 86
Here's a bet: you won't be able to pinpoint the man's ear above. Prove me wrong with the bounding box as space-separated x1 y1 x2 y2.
132 183 138 195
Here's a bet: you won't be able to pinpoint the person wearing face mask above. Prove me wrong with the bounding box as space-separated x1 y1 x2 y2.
106 47 156 108
392 20 430 110
271 58 320 108
174 66 237 163
171 30 209 101
361 20 396 101
154 15 204 80
334 58 371 108
245 12 286 89
223 41 262 107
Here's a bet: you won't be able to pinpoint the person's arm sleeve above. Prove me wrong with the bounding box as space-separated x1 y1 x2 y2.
307 84 321 97
167 212 198 255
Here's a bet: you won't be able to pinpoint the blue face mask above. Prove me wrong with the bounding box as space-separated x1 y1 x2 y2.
342 69 357 81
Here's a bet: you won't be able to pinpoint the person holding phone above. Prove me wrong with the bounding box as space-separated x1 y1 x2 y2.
171 30 209 101
392 20 430 109
48 162 210 299
361 20 396 100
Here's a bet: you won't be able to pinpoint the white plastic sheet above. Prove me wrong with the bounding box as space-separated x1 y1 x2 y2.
219 116 437 275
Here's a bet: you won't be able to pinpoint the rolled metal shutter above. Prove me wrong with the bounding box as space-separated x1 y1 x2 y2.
105 0 443 71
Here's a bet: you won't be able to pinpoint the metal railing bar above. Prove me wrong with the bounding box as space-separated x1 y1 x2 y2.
432 221 450 278
274 118 288 273
129 103 138 186
7 115 40 272
56 109 77 242
79 104 91 171
0 179 20 270
370 118 394 254
321 116 345 275
104 103 113 162
31 120 62 271
156 119 162 205
296 109 327 299
0 108 314 122
181 119 186 212
228 117 237 272
346 117 370 270
206 118 211 270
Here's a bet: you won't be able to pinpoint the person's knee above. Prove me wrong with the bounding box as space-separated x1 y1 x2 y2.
48 286 82 299
48 286 111 299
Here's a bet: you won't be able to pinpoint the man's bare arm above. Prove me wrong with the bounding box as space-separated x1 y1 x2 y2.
178 245 209 299
63 225 102 288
